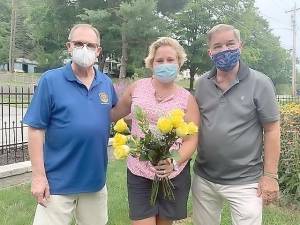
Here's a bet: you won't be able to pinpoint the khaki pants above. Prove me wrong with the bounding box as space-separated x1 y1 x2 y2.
33 185 108 225
192 175 262 225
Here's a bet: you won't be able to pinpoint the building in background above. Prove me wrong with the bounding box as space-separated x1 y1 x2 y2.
0 58 38 73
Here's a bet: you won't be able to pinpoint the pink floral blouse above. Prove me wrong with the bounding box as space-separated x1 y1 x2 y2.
127 78 191 180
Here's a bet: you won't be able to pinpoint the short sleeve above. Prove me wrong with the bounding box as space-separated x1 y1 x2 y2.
254 77 280 124
22 76 52 129
194 77 203 105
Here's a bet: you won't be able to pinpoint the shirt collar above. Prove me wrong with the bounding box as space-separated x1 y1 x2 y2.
63 62 103 86
207 60 250 81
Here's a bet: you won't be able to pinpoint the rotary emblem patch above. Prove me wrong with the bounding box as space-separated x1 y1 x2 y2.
99 92 109 104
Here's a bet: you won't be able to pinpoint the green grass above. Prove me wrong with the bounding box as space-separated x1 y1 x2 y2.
0 72 41 87
107 160 131 225
0 184 35 225
0 160 299 225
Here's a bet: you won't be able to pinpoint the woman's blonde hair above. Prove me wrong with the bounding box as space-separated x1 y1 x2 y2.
144 37 187 69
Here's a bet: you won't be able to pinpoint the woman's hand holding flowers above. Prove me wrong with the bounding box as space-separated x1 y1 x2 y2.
154 159 173 178
111 107 198 205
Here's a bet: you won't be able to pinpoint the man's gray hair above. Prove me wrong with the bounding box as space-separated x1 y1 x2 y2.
207 24 241 46
68 24 101 44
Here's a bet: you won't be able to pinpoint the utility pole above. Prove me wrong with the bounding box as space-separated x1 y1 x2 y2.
286 3 300 96
9 0 16 73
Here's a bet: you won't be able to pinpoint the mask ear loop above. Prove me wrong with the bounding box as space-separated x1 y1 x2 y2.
66 42 73 55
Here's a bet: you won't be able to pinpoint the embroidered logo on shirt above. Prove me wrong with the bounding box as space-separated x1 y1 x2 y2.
99 92 109 104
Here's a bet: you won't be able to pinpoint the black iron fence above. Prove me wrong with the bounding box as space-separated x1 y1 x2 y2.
0 86 299 166
0 86 33 166
276 95 300 104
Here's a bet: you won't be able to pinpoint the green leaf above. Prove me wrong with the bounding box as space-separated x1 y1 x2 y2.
170 151 181 162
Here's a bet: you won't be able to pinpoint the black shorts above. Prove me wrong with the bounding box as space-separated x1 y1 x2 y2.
127 162 191 221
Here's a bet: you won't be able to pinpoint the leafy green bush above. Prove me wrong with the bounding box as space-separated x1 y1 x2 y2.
279 103 300 206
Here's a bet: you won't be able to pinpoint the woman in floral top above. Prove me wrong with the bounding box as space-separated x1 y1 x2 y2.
111 37 200 225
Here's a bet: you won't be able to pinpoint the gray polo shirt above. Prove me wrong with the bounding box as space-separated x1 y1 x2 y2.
194 61 280 185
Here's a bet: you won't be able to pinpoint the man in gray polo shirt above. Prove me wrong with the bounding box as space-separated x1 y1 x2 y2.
192 24 280 225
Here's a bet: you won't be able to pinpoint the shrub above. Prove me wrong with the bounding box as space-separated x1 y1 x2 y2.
279 102 300 207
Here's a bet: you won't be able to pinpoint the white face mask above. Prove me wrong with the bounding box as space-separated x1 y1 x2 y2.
71 46 96 68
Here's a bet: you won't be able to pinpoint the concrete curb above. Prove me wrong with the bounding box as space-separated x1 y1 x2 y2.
0 161 32 189
0 161 32 179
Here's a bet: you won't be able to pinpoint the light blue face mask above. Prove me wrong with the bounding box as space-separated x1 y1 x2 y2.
153 63 178 83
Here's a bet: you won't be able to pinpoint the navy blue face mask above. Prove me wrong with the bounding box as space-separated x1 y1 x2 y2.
211 48 241 72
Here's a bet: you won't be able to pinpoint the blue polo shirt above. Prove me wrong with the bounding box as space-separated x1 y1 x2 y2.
23 63 117 194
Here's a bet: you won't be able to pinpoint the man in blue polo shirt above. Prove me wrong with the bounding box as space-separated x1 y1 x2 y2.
23 24 117 225
192 24 280 225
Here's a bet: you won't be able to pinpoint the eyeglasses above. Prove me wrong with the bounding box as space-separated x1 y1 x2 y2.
71 41 99 50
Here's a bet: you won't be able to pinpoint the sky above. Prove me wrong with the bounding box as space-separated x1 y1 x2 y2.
255 0 300 58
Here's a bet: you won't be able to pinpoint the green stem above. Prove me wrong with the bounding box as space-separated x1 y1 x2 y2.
150 175 160 206
150 176 175 206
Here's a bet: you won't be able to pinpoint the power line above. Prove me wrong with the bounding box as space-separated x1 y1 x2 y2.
196 2 290 49
259 13 289 27
272 27 292 31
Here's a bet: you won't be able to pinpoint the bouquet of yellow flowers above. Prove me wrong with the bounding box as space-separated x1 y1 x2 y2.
112 106 198 205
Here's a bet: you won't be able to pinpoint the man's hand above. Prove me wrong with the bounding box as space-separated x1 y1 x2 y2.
31 175 50 207
257 176 279 205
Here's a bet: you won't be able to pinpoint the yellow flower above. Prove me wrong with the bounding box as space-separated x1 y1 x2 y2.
187 122 198 134
281 103 300 114
114 118 128 133
112 133 127 147
113 145 130 160
176 122 189 137
170 114 184 128
170 109 185 118
157 117 173 134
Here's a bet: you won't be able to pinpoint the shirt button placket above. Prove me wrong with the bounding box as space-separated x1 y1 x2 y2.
87 90 92 100
220 94 226 104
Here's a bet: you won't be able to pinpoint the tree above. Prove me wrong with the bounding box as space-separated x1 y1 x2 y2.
80 0 168 78
5 0 290 85
223 0 292 86
14 0 36 60
171 0 216 90
25 0 79 69
0 0 10 64
157 0 188 15
118 0 168 77
171 0 292 89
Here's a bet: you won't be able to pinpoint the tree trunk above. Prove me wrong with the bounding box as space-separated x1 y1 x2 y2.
9 0 16 73
119 28 128 79
98 52 105 72
189 66 196 92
